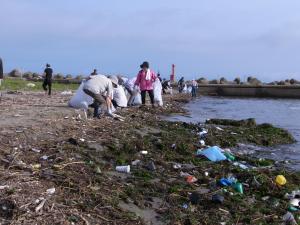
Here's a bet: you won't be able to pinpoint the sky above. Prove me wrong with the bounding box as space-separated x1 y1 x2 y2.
1 0 300 81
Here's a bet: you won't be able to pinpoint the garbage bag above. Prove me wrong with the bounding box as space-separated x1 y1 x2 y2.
132 93 142 105
199 146 227 162
113 86 128 107
68 81 93 110
153 79 163 106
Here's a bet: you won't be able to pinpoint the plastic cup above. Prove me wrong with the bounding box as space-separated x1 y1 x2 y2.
116 165 130 173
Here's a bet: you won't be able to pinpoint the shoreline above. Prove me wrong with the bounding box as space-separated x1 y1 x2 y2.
0 91 299 224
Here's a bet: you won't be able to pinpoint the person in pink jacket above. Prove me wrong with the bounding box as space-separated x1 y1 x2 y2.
135 61 157 106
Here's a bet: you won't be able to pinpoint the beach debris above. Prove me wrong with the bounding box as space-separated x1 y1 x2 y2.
116 165 130 173
233 183 244 194
283 212 297 225
31 164 41 170
289 199 300 208
146 161 156 171
35 199 47 212
61 90 72 95
212 194 225 204
233 162 249 170
40 155 49 160
198 129 208 138
182 203 189 209
275 175 287 186
216 126 224 131
0 200 15 219
26 83 36 88
31 148 41 153
140 151 148 155
189 192 201 205
199 140 205 146
180 172 191 178
131 160 141 166
223 152 235 161
171 143 176 149
0 185 9 190
46 188 56 195
173 163 182 169
186 175 198 184
204 171 209 177
197 146 227 162
285 190 300 200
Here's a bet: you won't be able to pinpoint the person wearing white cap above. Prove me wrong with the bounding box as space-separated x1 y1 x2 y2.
83 74 117 118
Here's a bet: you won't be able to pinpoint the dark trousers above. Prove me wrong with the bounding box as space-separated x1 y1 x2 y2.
42 79 52 95
192 86 197 97
141 90 154 105
83 89 106 117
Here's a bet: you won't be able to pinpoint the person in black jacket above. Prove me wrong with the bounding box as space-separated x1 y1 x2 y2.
42 64 53 95
0 58 3 86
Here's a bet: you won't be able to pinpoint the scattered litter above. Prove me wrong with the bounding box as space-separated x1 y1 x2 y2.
26 83 36 88
283 212 297 225
180 172 190 178
147 161 156 171
35 199 47 212
224 152 235 161
61 90 72 95
140 151 148 155
199 140 205 146
289 199 300 207
182 203 189 209
131 160 141 166
197 146 227 162
116 165 130 173
190 192 201 205
204 172 209 177
233 162 249 170
41 155 49 160
173 163 182 169
31 148 41 153
216 127 224 131
46 188 56 195
79 138 85 142
212 194 224 204
171 144 176 149
198 130 208 138
0 185 9 190
233 183 244 194
275 175 287 186
186 175 198 184
31 164 41 170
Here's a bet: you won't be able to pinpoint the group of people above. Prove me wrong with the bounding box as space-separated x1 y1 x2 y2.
178 76 198 98
79 61 161 118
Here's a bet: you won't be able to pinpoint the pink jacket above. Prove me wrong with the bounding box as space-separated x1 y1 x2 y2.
135 69 157 91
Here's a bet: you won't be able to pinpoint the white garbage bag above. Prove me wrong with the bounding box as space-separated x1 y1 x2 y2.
153 79 163 106
182 84 188 93
68 82 93 110
113 86 128 107
132 93 142 105
187 86 192 94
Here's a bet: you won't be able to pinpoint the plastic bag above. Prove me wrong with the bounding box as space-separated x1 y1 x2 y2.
153 79 163 106
68 81 93 110
199 146 227 162
132 93 142 105
113 86 128 107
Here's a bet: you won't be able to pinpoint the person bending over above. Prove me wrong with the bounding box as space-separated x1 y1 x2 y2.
83 74 116 118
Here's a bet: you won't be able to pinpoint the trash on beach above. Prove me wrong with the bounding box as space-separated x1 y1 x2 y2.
31 164 41 170
285 190 300 200
204 171 209 177
199 140 205 146
116 165 130 173
31 148 41 153
190 192 201 205
289 199 300 207
219 178 234 187
131 160 141 166
35 199 47 212
46 187 56 195
180 171 191 178
216 127 224 131
198 146 227 162
0 185 9 190
186 175 198 184
26 83 36 88
173 163 182 169
146 161 156 171
41 155 49 161
140 151 148 155
212 194 224 204
224 152 235 161
233 162 249 170
198 130 208 138
283 212 297 225
171 143 176 149
182 203 189 209
61 90 72 95
232 183 244 194
275 175 287 186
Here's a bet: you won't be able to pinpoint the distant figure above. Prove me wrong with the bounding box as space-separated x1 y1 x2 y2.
135 61 156 106
124 77 138 106
83 74 115 118
178 77 185 93
0 58 3 86
191 79 198 98
42 64 53 96
91 69 98 76
157 73 162 82
162 79 171 94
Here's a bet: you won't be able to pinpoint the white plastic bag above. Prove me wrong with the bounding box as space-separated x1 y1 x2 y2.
132 93 142 105
153 79 163 106
68 81 93 110
113 86 128 107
